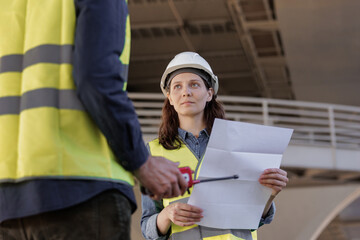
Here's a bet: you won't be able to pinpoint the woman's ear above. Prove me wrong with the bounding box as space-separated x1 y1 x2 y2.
167 92 174 105
207 88 214 102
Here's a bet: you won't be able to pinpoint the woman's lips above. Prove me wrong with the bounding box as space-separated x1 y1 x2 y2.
181 101 194 105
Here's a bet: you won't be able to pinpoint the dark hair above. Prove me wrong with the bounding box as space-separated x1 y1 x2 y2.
158 94 225 150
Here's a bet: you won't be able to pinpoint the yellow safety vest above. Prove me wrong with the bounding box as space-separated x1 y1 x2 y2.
0 0 133 185
148 139 257 240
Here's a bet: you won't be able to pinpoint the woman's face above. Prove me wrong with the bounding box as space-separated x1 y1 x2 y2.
167 72 213 118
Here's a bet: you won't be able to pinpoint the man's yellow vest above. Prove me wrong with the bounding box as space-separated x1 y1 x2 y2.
148 139 257 240
0 0 133 185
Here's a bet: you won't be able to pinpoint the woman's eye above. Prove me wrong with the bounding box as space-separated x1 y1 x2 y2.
192 83 200 87
174 85 181 89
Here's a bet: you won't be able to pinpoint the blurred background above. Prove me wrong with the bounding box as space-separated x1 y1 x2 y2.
126 0 360 239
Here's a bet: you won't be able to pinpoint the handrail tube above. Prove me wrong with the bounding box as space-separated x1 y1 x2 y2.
128 93 360 150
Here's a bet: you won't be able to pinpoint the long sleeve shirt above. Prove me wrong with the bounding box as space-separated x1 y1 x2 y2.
0 0 147 223
141 128 275 240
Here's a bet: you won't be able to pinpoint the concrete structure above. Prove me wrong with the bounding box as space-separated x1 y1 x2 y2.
259 185 360 240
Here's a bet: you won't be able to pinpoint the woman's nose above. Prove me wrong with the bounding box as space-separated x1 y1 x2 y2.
182 86 191 96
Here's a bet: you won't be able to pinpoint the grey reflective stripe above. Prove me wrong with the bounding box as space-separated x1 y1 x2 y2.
168 197 189 205
171 226 253 240
0 88 84 115
119 63 129 82
194 158 202 180
0 55 23 73
0 175 133 185
0 96 20 115
201 227 253 240
170 226 202 240
0 44 73 73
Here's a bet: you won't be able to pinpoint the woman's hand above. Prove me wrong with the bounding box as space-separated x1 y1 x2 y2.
157 202 203 235
164 202 203 226
259 168 288 196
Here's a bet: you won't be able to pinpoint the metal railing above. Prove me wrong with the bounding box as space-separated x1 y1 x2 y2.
129 93 360 150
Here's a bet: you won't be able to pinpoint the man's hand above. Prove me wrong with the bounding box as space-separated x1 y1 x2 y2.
133 156 187 200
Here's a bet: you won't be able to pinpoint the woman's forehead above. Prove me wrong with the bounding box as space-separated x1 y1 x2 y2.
170 72 203 83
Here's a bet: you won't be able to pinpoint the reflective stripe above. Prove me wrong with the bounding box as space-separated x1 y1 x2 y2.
202 228 253 240
170 226 253 240
170 226 202 240
0 44 73 73
120 63 129 90
0 175 134 184
0 97 20 115
0 55 23 73
169 197 189 205
0 88 84 115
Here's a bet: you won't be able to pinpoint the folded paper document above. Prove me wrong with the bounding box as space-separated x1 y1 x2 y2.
188 118 293 229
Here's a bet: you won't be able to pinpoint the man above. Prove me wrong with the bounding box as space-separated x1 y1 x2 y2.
0 0 186 239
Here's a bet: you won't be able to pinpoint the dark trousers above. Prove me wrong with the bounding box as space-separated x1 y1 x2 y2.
0 190 131 240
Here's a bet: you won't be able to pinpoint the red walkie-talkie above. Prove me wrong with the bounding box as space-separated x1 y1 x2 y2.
140 167 238 196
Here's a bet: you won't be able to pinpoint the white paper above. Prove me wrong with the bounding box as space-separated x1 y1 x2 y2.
187 119 293 229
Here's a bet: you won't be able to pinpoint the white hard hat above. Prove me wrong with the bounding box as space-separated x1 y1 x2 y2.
160 52 219 96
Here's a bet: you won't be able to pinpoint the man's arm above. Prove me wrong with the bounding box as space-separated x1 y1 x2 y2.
72 0 187 198
73 0 147 171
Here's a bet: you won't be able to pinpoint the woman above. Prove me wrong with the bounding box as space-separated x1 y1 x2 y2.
141 52 288 240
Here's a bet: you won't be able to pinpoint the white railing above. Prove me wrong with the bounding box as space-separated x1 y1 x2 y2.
129 93 360 150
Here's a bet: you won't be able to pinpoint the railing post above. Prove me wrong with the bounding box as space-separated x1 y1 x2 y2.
262 100 269 125
328 106 337 168
328 106 337 148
